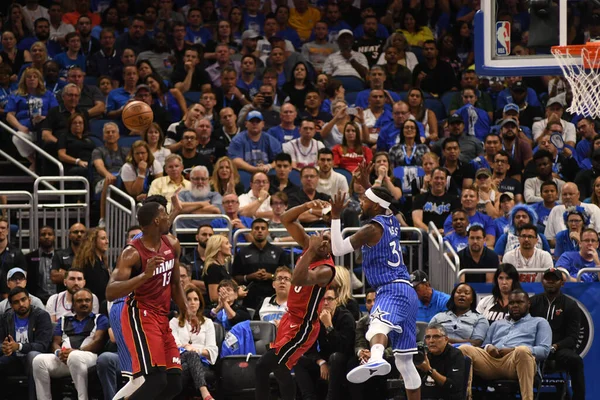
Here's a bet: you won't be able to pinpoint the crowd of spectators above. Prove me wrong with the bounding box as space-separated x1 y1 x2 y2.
0 0 598 398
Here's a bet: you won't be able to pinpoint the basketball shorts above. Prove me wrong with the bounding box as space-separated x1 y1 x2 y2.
121 301 181 377
271 313 320 370
372 281 418 355
109 298 131 376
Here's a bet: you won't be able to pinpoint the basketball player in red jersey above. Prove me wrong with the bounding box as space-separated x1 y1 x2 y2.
106 201 197 400
255 199 336 400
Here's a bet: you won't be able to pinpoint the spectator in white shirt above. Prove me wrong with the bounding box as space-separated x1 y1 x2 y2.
282 117 325 169
531 94 576 147
502 224 554 283
239 171 273 219
258 266 291 326
45 268 99 323
322 29 369 82
316 148 349 197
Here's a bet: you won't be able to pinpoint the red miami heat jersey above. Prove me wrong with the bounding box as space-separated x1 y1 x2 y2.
128 236 176 315
286 253 335 322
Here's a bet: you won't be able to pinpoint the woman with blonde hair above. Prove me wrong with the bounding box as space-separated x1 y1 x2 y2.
202 235 234 304
142 123 171 168
7 66 58 170
210 156 245 196
71 227 110 303
333 266 360 321
474 168 501 218
120 140 163 200
24 41 49 75
169 285 218 400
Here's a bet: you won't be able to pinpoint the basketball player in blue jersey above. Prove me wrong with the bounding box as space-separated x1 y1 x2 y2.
331 186 421 400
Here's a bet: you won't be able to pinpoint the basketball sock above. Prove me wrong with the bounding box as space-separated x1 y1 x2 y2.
370 344 385 362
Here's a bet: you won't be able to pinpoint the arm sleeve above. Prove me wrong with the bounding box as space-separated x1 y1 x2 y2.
523 178 542 203
227 137 244 161
331 219 355 256
531 319 552 361
494 234 507 256
169 319 183 347
321 313 356 354
441 349 467 396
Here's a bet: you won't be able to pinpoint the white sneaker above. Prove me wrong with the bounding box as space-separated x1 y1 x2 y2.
351 272 363 290
346 359 391 384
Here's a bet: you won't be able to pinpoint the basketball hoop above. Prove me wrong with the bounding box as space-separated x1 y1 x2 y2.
552 42 600 118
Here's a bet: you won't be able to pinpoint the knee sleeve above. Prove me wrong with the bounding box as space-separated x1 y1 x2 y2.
365 318 392 342
394 353 421 390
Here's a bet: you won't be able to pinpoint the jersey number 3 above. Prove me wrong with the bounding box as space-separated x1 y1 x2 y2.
388 241 401 267
162 271 172 287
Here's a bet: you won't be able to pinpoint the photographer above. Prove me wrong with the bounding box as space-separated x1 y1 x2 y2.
416 324 467 400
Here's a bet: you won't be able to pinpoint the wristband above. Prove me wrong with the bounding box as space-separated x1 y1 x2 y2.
18 343 23 352
427 368 434 376
137 174 145 179
318 360 326 367
55 349 61 357
244 275 248 283
75 158 81 166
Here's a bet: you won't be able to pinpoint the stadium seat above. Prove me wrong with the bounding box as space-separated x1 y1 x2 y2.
239 170 252 192
288 169 301 186
345 91 359 106
334 167 352 185
441 91 459 114
90 135 103 147
416 321 429 342
336 76 365 92
84 76 98 86
90 119 111 139
184 91 202 106
425 98 447 121
118 135 141 148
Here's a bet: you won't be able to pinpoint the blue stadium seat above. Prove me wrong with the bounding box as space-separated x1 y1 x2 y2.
288 169 301 186
239 170 252 191
84 76 97 86
425 98 447 121
89 136 103 147
336 76 365 92
345 91 359 106
118 135 141 148
184 91 202 106
441 91 459 114
398 91 408 101
89 119 110 139
334 167 352 185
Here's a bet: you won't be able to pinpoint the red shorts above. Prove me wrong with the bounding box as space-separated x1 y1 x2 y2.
272 313 321 370
121 301 181 377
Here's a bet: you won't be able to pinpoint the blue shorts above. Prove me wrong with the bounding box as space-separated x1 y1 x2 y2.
371 282 418 355
109 297 132 376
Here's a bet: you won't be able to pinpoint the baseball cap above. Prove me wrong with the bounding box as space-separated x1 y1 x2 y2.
511 81 527 92
503 103 520 114
7 267 26 280
246 110 263 121
543 267 565 280
547 93 566 108
475 168 492 179
241 30 261 41
448 114 464 124
500 192 515 202
337 29 354 38
134 84 151 94
410 270 429 287
500 118 519 128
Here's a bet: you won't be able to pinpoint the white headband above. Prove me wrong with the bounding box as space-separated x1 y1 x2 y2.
365 188 390 209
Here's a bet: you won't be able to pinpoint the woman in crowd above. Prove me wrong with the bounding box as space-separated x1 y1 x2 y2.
438 32 463 78
332 121 373 173
282 61 315 111
554 207 590 259
71 227 110 303
169 286 218 400
120 140 163 201
389 119 430 167
210 279 251 331
91 7 125 40
142 123 171 169
0 30 31 82
368 152 403 200
205 20 239 60
57 113 95 178
4 4 31 43
228 6 244 43
316 73 328 100
333 265 360 321
136 59 159 82
145 72 187 122
398 9 434 48
203 235 234 304
321 99 363 148
454 21 474 68
473 168 501 218
430 283 489 346
477 264 523 324
377 32 418 71
210 156 245 196
97 75 113 103
585 176 600 205
7 66 58 170
407 87 438 141
320 79 344 115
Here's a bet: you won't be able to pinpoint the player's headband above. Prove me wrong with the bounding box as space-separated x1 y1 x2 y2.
365 188 390 210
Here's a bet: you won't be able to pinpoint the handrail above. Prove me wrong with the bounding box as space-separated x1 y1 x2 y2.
576 268 600 282
456 267 550 280
106 185 136 216
443 240 460 273
105 185 137 266
0 191 34 251
0 120 64 191
172 214 232 246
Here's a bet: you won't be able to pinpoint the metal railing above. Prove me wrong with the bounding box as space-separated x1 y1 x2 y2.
0 191 34 251
173 215 233 257
456 267 550 281
105 185 137 266
576 268 600 282
32 177 89 249
0 120 64 191
428 222 461 294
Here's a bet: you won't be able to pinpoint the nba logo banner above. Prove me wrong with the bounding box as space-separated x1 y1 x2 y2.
496 21 511 56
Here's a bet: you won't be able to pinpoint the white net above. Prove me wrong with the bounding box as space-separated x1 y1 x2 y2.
552 45 600 118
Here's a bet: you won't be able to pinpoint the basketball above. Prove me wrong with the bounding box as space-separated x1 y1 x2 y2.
122 101 154 132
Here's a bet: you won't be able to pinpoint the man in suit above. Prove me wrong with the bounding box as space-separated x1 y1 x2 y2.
26 226 57 303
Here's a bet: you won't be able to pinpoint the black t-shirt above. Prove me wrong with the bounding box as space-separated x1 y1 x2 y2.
458 247 499 283
203 263 231 287
57 132 95 162
51 247 75 293
83 258 110 304
445 160 475 190
287 190 330 208
178 151 213 175
412 60 458 96
268 175 298 196
171 64 212 92
498 177 523 196
353 36 384 67
197 140 227 165
412 191 460 228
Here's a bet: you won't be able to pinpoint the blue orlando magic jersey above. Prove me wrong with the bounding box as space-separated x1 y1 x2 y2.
362 214 410 288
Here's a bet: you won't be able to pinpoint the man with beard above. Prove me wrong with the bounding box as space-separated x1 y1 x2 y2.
115 15 153 54
0 287 52 398
432 115 482 163
176 129 212 174
181 225 214 294
503 224 554 283
530 268 586 400
492 150 523 203
0 268 45 313
458 225 499 283
26 226 57 303
232 219 290 309
575 148 600 200
494 204 551 259
442 187 496 248
50 222 86 292
76 15 100 57
33 288 109 400
575 118 598 169
175 166 223 229
353 15 384 67
316 148 348 198
412 167 460 234
459 289 552 400
524 150 566 204
499 117 533 168
444 209 469 252
46 268 100 322
18 17 62 57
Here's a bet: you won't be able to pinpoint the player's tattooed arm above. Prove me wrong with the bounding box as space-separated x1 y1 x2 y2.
349 223 383 249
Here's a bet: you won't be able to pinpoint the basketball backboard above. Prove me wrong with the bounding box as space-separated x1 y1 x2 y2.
475 0 591 76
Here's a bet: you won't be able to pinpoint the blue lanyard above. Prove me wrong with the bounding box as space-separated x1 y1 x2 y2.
502 143 515 158
403 143 417 165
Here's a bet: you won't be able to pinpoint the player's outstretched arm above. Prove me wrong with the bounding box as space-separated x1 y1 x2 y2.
106 247 156 301
291 234 334 287
281 200 330 249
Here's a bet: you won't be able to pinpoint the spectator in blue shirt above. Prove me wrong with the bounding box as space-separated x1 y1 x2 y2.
531 181 559 233
243 0 265 34
184 7 212 46
18 18 62 58
354 66 401 113
267 103 300 143
54 32 87 77
456 86 490 141
556 228 600 282
228 110 283 174
274 5 303 49
445 209 469 252
320 3 352 43
411 270 451 323
377 101 425 151
443 187 496 248
105 65 138 119
496 78 541 111
460 289 552 400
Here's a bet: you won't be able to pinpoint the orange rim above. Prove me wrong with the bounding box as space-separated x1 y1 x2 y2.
552 44 600 69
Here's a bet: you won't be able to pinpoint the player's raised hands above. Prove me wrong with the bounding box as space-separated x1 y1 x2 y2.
144 256 165 279
307 233 324 252
355 160 373 190
330 190 347 219
171 187 183 216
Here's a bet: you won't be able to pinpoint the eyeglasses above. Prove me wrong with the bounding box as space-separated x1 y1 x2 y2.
582 239 599 243
519 235 536 240
567 219 583 224
223 200 238 205
424 334 446 340
275 276 291 282
323 296 336 302
252 180 268 185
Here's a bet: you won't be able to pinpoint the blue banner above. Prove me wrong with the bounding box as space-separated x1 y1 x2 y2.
470 282 598 400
